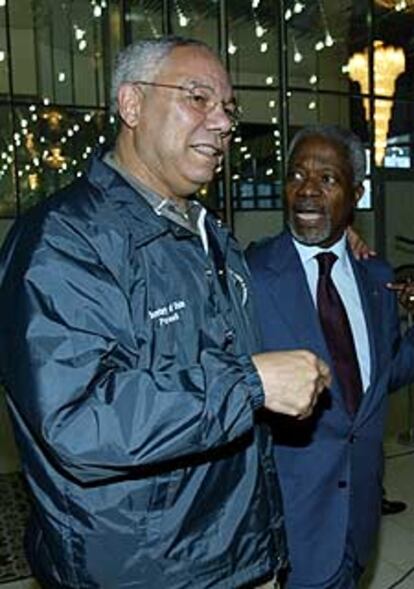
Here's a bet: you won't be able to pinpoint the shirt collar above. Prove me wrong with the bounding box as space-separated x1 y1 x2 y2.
103 151 204 236
292 232 348 267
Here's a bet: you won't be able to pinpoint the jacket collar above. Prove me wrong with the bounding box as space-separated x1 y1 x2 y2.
86 149 231 250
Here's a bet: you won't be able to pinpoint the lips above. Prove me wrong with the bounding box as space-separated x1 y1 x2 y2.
293 203 326 224
192 143 223 161
296 211 324 221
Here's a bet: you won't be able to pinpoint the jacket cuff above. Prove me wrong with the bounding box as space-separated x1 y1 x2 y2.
239 355 265 411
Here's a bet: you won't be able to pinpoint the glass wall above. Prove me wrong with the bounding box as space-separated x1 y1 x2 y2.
1 0 414 220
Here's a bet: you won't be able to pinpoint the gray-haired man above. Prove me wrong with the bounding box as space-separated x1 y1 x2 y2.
0 38 329 588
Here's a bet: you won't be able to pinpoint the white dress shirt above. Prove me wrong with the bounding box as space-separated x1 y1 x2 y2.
293 234 371 392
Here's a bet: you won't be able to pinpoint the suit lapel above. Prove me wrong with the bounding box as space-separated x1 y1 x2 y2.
348 252 382 404
261 232 331 363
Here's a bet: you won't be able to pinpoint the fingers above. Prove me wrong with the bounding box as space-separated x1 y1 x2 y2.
386 282 407 291
316 357 331 391
346 226 376 260
293 353 331 419
386 282 414 310
254 349 332 418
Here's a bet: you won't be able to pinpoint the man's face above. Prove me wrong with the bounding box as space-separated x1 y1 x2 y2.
124 45 234 201
285 135 361 247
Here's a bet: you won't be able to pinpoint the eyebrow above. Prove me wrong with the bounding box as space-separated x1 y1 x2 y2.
182 79 236 103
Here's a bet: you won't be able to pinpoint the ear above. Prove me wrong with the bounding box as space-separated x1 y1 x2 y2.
117 84 143 129
353 182 364 206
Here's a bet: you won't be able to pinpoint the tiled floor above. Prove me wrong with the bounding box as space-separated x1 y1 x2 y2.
1 392 414 588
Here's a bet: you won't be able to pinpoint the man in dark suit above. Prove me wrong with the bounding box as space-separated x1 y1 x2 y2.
246 125 414 588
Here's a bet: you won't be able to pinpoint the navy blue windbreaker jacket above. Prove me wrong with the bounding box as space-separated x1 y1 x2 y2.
0 152 286 588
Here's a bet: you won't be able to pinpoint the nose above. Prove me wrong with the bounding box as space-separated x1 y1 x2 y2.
205 102 234 138
298 174 322 197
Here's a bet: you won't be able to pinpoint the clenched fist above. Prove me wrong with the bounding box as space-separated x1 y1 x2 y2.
252 349 331 418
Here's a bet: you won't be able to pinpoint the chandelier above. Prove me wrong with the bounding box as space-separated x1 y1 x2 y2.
347 41 405 166
375 0 414 10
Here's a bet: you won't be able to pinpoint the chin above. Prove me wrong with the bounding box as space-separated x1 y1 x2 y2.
290 225 331 246
189 171 216 186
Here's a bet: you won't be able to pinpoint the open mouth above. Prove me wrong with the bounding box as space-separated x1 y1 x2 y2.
192 144 223 161
295 211 325 222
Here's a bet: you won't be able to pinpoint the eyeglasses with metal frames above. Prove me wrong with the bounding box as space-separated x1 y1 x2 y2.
129 80 242 129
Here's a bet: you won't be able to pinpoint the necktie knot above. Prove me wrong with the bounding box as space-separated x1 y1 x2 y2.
316 252 337 277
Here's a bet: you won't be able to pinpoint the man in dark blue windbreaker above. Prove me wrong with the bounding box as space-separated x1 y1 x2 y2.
0 37 330 588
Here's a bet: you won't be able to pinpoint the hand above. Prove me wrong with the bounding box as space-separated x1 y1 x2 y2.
252 350 331 419
386 280 414 312
346 226 376 260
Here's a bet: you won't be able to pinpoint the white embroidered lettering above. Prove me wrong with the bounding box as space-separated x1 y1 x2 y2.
148 300 187 327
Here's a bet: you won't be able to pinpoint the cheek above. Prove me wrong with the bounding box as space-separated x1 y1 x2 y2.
328 195 351 224
285 188 296 209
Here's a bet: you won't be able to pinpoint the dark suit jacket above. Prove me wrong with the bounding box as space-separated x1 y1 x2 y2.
246 230 414 585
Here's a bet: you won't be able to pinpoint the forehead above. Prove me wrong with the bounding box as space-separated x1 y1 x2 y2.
291 135 350 171
155 45 232 97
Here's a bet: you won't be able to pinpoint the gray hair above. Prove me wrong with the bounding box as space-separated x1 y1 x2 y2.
110 36 215 113
288 124 366 186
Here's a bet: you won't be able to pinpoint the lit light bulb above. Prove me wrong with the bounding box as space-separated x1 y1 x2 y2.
93 5 102 17
260 42 268 53
294 50 303 63
324 32 334 47
58 71 66 83
309 74 318 84
228 41 237 55
293 2 304 13
255 24 265 38
0 51 5 62
285 8 292 20
74 27 85 41
178 14 189 27
79 39 87 51
266 76 274 85
308 100 316 110
315 40 325 51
